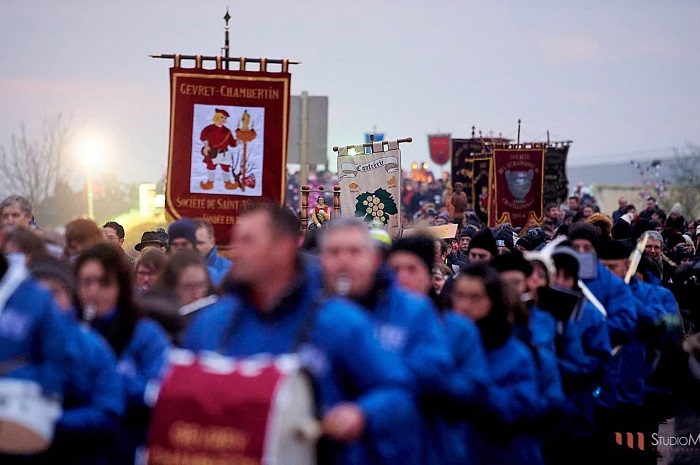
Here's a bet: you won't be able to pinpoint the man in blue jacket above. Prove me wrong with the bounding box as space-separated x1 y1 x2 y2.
194 218 232 278
598 239 680 463
542 246 611 464
0 243 68 460
183 205 420 465
319 219 458 465
566 223 637 452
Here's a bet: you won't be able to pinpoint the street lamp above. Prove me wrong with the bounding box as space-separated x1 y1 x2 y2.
80 137 103 219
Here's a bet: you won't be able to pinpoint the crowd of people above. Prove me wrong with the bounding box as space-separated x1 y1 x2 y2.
1 184 700 464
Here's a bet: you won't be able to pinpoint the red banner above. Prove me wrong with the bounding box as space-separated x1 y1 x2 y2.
166 68 291 245
492 148 545 229
428 134 451 165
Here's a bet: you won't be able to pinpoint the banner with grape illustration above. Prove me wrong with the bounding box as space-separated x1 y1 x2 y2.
337 140 402 237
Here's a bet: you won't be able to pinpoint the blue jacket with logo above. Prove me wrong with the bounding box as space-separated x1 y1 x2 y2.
0 275 67 396
357 273 457 465
183 263 421 465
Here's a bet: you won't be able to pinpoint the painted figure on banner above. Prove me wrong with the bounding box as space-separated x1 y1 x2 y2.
311 195 331 229
199 108 236 190
191 105 264 196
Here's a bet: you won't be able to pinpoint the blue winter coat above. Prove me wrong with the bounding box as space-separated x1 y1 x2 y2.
581 260 637 408
206 245 232 279
514 306 565 434
475 334 545 465
41 312 125 465
0 275 67 396
92 313 170 465
582 260 637 347
615 278 666 407
182 263 421 465
422 311 488 465
358 274 456 465
555 298 611 437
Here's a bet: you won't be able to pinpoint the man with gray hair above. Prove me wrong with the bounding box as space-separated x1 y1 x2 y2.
0 194 34 230
642 230 676 288
319 218 459 464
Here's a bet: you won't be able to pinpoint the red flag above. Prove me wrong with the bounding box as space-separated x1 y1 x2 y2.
428 134 451 165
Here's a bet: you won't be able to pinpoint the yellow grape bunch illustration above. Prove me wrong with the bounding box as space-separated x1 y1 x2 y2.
354 188 398 224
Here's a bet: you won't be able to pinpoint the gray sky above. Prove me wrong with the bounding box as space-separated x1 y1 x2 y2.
1 0 698 185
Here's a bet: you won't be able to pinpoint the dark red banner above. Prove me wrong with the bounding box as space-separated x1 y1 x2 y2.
166 68 291 245
428 134 451 165
492 148 545 229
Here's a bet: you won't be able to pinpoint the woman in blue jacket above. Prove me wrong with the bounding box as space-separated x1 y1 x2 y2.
30 256 125 465
74 243 170 465
451 262 544 465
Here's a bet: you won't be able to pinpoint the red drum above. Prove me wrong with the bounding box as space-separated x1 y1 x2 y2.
147 350 319 465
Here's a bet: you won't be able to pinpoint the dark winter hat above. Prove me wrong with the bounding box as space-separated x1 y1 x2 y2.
495 228 514 251
29 256 76 295
632 218 653 243
459 228 477 240
467 227 498 258
515 236 535 251
567 222 600 251
492 250 533 276
134 231 166 251
389 235 435 272
611 219 632 241
666 233 686 251
597 239 633 260
168 218 197 246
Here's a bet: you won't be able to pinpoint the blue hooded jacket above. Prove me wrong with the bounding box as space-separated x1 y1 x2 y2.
183 260 421 465
0 273 67 396
353 271 458 465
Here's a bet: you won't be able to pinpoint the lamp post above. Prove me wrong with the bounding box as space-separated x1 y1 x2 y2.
80 137 103 220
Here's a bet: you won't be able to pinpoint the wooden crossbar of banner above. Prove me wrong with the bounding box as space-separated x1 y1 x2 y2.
150 54 300 72
332 137 412 152
486 141 573 150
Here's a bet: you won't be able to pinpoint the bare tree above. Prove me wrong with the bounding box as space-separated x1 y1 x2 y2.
667 143 700 220
0 115 73 226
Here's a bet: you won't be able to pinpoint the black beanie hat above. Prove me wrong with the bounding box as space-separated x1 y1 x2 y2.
467 228 498 258
390 235 435 272
568 223 600 251
495 228 514 251
492 250 533 276
632 218 653 243
597 239 633 260
666 233 686 251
